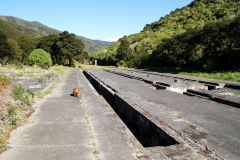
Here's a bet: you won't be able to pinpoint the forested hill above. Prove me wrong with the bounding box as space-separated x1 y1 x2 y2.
0 20 29 39
95 0 240 71
0 16 112 53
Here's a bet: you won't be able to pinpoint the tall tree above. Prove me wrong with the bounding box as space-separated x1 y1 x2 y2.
116 38 132 61
54 31 85 66
17 36 36 63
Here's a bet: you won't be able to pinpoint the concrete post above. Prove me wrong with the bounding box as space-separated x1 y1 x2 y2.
95 60 97 67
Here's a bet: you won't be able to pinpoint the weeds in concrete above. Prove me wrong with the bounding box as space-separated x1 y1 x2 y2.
36 90 52 98
233 91 239 95
134 147 142 153
27 74 45 78
93 150 100 155
81 96 100 159
0 65 70 153
9 73 24 77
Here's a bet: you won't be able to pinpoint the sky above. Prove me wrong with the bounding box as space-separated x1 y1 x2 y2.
0 0 193 41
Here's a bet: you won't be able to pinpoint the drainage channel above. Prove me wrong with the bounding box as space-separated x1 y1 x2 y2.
83 70 179 147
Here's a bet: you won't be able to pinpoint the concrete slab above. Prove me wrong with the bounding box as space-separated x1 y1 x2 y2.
105 69 240 108
0 69 138 160
87 69 240 160
0 145 95 160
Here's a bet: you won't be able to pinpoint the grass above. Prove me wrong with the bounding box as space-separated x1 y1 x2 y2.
78 64 116 70
177 116 183 119
27 74 44 78
142 67 191 74
141 67 240 82
7 104 18 125
134 147 142 153
0 64 45 73
36 89 52 98
0 64 71 75
0 125 17 153
0 84 31 152
9 73 24 77
233 91 239 95
93 150 100 156
0 65 69 153
0 75 11 92
179 72 240 82
13 85 34 106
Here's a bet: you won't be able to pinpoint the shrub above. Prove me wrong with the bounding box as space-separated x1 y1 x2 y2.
117 60 127 67
27 49 52 69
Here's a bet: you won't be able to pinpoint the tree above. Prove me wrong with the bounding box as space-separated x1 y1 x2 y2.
0 31 13 64
53 31 85 66
116 38 132 61
37 34 59 55
17 36 36 63
7 38 22 62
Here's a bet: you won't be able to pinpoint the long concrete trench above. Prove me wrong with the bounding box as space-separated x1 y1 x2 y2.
1 69 240 160
84 69 240 160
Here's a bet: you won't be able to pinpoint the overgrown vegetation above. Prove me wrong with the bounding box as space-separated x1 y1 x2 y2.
0 16 111 54
179 72 240 82
27 49 52 69
13 85 34 106
0 76 34 152
37 31 88 67
0 30 88 68
95 0 240 72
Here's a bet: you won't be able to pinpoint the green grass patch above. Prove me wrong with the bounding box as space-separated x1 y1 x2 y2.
141 67 240 82
79 64 116 70
177 116 183 119
179 72 240 82
10 73 24 77
7 104 18 125
36 89 52 98
233 91 239 95
93 150 99 155
142 67 193 74
13 85 34 106
27 74 44 78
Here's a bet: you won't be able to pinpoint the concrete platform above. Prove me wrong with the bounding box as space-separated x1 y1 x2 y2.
7 73 56 93
0 70 138 160
86 69 240 160
105 69 240 108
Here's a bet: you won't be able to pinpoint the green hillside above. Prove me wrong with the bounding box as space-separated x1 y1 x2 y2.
95 0 240 71
77 36 111 55
0 20 28 39
0 16 59 37
0 16 111 54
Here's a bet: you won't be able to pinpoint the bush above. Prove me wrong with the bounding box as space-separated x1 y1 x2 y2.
27 49 52 69
117 60 127 67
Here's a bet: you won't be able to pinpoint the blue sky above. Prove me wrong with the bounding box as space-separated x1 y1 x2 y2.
0 0 193 41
